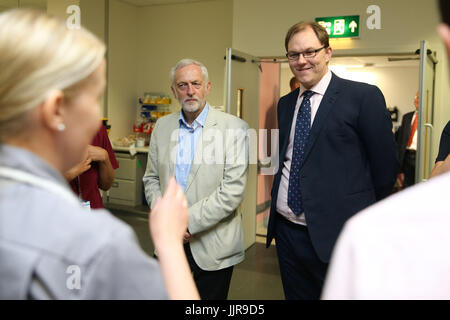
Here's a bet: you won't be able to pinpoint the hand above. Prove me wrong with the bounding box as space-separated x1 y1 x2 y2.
77 158 92 174
183 231 192 244
439 154 450 173
148 177 199 300
430 153 450 178
149 177 188 251
87 145 108 162
396 173 404 188
64 158 92 181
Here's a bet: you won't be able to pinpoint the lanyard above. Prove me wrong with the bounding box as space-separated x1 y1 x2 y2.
76 176 83 200
0 166 80 207
74 174 90 209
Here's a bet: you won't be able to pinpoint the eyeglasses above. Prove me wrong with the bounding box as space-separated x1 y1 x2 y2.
285 46 327 61
176 81 203 91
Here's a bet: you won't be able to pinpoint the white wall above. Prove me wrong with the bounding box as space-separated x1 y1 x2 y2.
232 0 441 56
279 63 294 96
135 0 233 111
47 0 78 17
331 65 419 127
105 0 233 140
371 66 419 125
80 0 105 42
0 0 47 11
232 0 449 161
107 0 139 140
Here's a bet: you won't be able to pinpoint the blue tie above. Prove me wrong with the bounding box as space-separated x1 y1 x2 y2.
288 90 314 216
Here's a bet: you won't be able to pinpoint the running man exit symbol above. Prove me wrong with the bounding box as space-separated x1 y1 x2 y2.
333 19 345 35
349 20 357 33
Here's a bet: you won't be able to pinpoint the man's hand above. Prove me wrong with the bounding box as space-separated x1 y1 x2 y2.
430 153 450 178
183 232 192 244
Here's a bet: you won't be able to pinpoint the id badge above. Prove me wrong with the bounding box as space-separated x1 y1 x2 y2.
81 200 91 211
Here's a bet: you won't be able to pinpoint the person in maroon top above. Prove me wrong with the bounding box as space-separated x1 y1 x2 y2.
65 124 118 209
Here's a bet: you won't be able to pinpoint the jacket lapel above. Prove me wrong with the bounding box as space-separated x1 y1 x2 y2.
280 89 300 157
184 108 218 193
168 113 181 176
301 73 340 166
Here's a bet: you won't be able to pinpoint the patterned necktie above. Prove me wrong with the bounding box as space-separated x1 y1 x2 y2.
288 90 314 216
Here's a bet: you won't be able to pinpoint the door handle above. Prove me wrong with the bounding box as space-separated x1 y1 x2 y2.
423 123 434 181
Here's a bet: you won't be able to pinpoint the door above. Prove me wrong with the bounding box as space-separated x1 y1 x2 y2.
224 48 259 250
416 41 437 182
257 60 281 240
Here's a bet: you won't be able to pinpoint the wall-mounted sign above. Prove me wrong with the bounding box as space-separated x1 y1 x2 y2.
315 15 360 38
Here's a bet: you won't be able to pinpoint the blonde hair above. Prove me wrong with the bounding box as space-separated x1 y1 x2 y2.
0 9 106 141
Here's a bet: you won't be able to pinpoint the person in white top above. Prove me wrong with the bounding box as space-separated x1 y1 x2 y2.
322 0 450 299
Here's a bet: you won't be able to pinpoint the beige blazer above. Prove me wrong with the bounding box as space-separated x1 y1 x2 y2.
143 107 249 271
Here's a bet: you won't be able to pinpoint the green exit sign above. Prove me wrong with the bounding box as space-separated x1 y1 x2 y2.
315 15 360 38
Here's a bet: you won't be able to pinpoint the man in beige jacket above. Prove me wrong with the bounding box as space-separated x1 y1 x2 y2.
143 58 249 300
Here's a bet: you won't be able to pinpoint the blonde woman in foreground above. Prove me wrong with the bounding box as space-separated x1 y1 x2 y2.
0 9 198 300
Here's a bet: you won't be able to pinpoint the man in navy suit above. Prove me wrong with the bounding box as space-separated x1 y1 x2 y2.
266 21 399 300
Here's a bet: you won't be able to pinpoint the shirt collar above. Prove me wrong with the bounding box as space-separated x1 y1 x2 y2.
298 69 332 98
179 103 209 129
0 143 67 186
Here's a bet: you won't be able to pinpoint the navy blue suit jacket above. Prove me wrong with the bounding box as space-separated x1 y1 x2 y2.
396 110 415 166
266 72 399 263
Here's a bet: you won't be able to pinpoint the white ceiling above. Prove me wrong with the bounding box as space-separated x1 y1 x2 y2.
121 0 215 6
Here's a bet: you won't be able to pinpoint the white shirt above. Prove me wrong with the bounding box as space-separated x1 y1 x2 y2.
276 70 332 225
176 103 209 191
322 172 450 300
407 111 418 151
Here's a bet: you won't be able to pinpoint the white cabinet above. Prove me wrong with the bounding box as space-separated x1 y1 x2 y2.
107 152 147 207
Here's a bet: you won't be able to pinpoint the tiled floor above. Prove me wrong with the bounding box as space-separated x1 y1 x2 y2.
110 208 284 300
228 238 284 300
